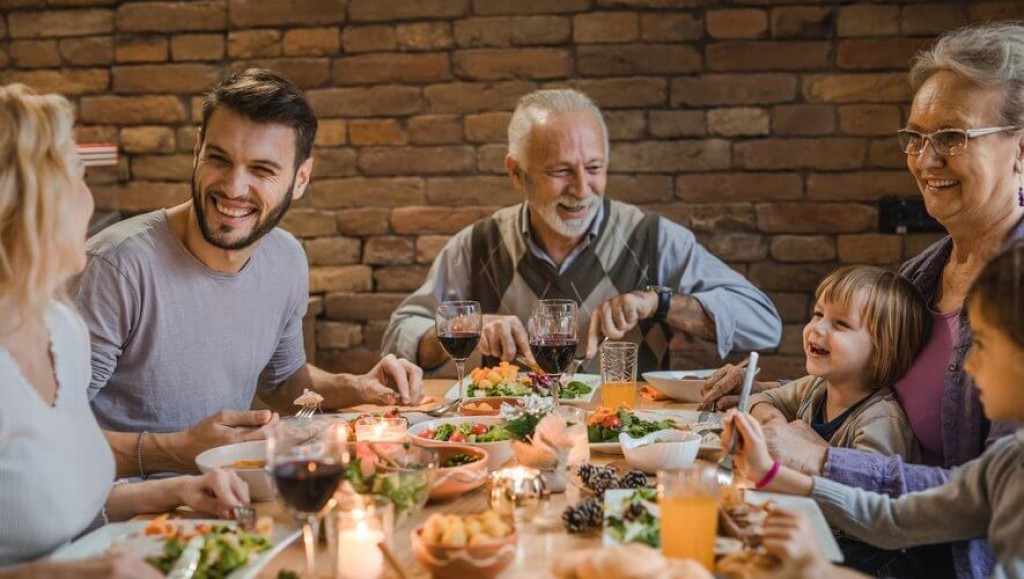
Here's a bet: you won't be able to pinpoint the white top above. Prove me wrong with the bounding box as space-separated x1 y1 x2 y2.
0 301 115 566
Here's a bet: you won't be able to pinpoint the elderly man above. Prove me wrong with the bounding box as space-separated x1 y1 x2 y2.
74 69 423 477
383 89 781 374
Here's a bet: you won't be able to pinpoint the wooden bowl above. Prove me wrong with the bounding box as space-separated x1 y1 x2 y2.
410 525 516 579
429 445 489 501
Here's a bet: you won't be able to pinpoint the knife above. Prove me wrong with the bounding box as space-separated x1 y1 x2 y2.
167 536 204 579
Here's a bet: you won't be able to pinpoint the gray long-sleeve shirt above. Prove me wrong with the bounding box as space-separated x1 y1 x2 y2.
812 429 1024 579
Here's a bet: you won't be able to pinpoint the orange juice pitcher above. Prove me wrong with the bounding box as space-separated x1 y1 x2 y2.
658 466 719 570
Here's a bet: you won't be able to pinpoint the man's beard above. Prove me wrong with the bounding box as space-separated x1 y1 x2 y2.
191 171 294 251
526 183 598 238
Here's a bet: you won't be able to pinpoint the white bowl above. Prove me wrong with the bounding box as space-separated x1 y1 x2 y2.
407 416 514 470
195 440 276 502
641 369 716 402
619 429 701 473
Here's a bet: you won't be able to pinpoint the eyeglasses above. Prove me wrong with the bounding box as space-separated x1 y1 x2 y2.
896 126 1019 156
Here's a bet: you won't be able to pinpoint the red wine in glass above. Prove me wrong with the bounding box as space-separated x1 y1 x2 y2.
530 335 577 375
437 331 481 360
273 459 346 514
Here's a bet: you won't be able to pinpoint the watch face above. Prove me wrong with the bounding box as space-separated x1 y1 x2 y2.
645 285 671 294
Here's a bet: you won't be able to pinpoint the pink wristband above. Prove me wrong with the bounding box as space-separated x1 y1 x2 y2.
755 459 780 489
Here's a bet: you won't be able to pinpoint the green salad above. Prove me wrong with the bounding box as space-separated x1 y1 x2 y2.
344 457 431 521
146 525 272 578
421 422 512 443
467 381 532 397
467 373 593 400
588 408 676 443
441 453 481 467
604 488 660 548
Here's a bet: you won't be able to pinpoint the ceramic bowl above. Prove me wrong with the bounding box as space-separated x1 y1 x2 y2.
430 445 489 501
619 429 701 473
641 370 716 402
459 397 521 417
195 440 276 502
410 525 517 579
408 416 514 470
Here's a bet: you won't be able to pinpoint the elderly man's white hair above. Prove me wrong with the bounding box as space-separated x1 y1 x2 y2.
507 89 609 170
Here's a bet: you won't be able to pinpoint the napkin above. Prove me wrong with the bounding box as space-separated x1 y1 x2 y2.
340 396 440 414
638 385 670 401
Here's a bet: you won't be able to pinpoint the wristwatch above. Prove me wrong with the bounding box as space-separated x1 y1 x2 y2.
643 285 673 322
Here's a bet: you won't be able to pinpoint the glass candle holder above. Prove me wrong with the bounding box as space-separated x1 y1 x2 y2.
488 466 547 526
353 416 407 442
332 495 391 579
555 405 590 467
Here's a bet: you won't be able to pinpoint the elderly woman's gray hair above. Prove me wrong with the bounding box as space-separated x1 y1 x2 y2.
910 21 1024 127
507 89 609 169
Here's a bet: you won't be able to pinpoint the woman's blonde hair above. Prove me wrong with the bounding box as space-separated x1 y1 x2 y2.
815 266 932 389
0 84 79 329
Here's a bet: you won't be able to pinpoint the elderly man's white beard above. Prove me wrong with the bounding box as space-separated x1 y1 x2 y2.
530 194 599 238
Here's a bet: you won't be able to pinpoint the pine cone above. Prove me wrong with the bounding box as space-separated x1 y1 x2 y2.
620 469 648 489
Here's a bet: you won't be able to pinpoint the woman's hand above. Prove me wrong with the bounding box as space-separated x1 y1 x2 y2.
6 554 163 579
722 410 776 482
762 508 835 578
177 469 249 519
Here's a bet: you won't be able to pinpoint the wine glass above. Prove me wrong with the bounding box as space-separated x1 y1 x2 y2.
528 299 578 406
267 417 347 578
435 300 482 401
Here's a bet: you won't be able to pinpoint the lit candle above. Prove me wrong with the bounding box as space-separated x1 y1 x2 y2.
354 417 406 442
336 519 384 579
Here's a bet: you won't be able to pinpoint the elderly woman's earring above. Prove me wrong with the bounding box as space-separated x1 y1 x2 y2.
1019 186 1023 207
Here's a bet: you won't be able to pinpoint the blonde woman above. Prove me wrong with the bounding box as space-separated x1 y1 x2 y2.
0 84 248 577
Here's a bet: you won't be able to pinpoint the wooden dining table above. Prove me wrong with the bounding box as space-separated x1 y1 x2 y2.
143 378 713 578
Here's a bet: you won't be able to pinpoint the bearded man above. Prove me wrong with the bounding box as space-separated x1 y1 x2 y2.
75 69 423 477
383 89 782 375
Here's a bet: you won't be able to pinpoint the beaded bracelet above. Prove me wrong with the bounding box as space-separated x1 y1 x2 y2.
755 459 781 490
137 430 149 480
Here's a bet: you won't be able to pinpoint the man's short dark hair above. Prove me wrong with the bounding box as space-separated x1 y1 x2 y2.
200 68 318 168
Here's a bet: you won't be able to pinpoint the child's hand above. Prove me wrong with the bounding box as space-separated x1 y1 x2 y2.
762 508 830 575
722 410 776 482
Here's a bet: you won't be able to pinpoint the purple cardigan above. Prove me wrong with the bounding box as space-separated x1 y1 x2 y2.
823 219 1024 579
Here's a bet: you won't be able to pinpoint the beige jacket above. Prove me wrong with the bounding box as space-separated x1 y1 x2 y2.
748 375 918 460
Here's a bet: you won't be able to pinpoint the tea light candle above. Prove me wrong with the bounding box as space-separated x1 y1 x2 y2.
489 466 546 525
354 417 406 442
336 515 384 579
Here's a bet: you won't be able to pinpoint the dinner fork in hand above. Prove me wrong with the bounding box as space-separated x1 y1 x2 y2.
294 405 317 420
717 352 760 486
234 505 257 531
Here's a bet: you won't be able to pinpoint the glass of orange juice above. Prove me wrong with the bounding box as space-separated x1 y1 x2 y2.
658 465 719 569
600 341 638 408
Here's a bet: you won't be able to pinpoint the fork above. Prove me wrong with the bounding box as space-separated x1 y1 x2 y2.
295 405 317 420
233 505 257 531
425 397 461 418
716 352 760 486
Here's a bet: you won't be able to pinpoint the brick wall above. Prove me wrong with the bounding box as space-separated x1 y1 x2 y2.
3 0 1022 379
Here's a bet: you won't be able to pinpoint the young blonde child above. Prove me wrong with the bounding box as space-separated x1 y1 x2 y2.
748 265 930 459
726 245 1024 578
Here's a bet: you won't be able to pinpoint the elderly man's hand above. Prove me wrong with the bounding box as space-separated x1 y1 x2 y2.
356 354 424 405
763 420 829 476
479 314 531 362
176 410 278 470
762 508 832 577
585 291 657 358
697 363 775 411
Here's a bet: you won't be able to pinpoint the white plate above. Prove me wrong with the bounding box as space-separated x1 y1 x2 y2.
407 416 514 470
49 519 300 578
745 491 844 563
446 373 601 404
589 410 723 455
602 488 660 547
641 369 716 403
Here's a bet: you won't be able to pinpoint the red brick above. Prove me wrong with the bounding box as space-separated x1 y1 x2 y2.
120 126 175 154
772 104 835 136
307 86 422 117
770 235 836 263
613 140 731 173
510 16 571 45
348 119 408 146
453 18 509 48
9 40 60 67
708 107 769 137
578 44 700 76
392 206 496 234
838 234 902 265
315 348 381 375
837 39 928 71
473 0 589 16
281 209 338 238
969 2 1024 20
117 2 225 32
325 292 407 322
868 137 907 170
312 148 357 177
604 110 645 140
341 25 396 52
901 4 967 36
768 292 811 323
359 146 475 176
607 175 674 205
2 68 109 95
313 177 425 209
229 0 345 27
314 119 347 147
748 262 836 292
131 154 190 180
417 235 450 264
476 144 507 174
408 115 463 145
9 9 113 38
333 53 449 85
59 36 113 65
283 27 340 56
310 266 373 293
426 176 519 206
676 173 802 202
454 48 570 81
91 181 189 212
837 4 898 37
671 74 797 106
903 233 945 261
653 203 756 233
316 321 363 350
423 80 535 114
706 9 767 39
736 139 866 171
648 110 705 138
639 12 702 42
703 233 768 262
757 203 877 234
708 41 829 72
553 78 667 109
113 63 219 94
337 208 391 236
74 124 119 144
227 29 281 58
463 112 509 143
350 0 468 21
806 171 917 202
374 266 430 292
803 74 912 103
770 6 833 38
305 237 361 265
176 126 198 152
396 22 453 50
364 236 415 265
171 34 224 61
775 324 806 355
80 95 186 124
839 104 903 136
597 0 702 6
115 35 168 63
236 58 330 89
573 12 639 43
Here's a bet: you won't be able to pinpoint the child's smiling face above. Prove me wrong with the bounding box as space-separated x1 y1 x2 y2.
965 302 1024 422
803 294 875 387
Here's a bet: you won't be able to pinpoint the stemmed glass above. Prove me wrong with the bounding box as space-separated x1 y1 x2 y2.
528 299 579 406
435 300 482 401
267 418 347 578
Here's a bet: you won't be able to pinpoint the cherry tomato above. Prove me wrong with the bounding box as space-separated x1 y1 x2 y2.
470 423 488 435
601 415 621 430
420 429 434 439
450 432 467 443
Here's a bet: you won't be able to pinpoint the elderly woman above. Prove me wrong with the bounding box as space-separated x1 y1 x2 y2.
701 22 1024 579
0 84 249 578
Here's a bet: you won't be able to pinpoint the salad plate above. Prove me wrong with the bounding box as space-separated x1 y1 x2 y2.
445 367 601 404
602 488 660 548
49 518 300 579
589 409 723 455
